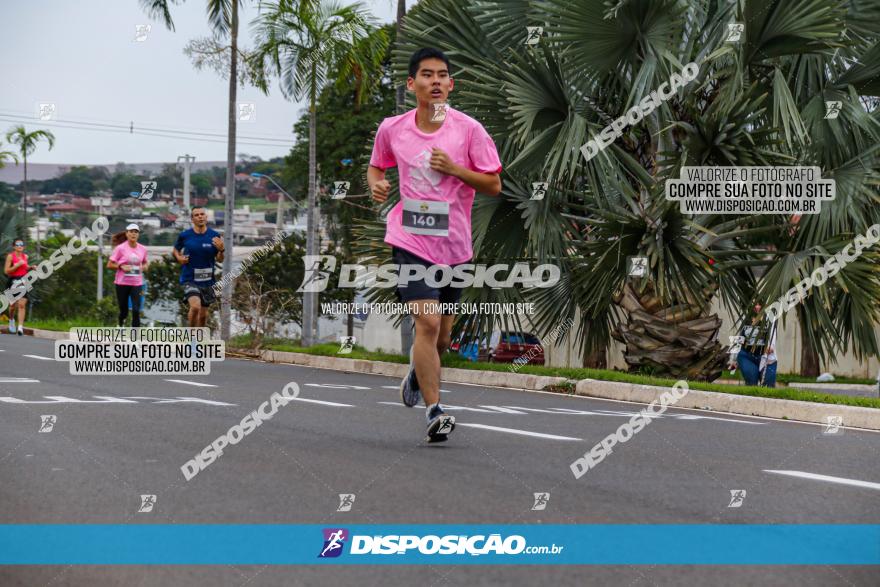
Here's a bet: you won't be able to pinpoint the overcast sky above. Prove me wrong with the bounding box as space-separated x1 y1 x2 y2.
1 0 409 167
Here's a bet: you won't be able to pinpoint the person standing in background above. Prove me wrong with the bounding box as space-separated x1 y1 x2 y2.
730 303 778 388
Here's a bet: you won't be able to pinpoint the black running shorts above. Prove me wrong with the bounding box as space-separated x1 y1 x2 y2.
182 281 216 307
392 246 463 314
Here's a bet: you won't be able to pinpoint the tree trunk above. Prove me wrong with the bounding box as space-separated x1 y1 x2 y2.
582 343 607 369
220 1 239 341
22 156 28 236
302 71 318 346
799 313 820 377
611 282 727 381
396 0 414 358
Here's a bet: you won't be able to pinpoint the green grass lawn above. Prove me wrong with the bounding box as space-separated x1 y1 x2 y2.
228 335 880 410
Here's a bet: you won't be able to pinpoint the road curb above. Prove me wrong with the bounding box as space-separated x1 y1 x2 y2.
575 379 880 431
19 329 879 430
20 327 69 340
257 349 568 392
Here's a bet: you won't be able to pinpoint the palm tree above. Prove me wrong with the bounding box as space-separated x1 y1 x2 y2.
250 0 388 346
0 141 19 169
141 0 246 340
0 202 22 254
5 126 55 256
352 0 880 380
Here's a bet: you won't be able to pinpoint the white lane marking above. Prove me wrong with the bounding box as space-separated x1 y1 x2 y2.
290 397 354 407
764 470 880 491
164 379 217 388
457 422 582 441
306 383 369 390
0 377 40 383
377 401 496 413
0 396 236 406
23 354 53 361
381 385 451 393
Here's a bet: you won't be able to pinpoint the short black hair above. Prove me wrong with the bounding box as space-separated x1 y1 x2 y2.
190 206 206 217
408 47 451 78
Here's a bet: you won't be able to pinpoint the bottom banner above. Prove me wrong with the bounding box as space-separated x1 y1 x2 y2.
0 525 877 565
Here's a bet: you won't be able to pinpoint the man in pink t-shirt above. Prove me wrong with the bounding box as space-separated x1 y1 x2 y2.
368 47 502 443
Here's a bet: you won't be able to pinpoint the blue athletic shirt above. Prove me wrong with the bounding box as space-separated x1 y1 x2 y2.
174 227 221 285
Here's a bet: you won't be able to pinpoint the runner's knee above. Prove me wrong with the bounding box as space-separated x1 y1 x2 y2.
414 314 441 341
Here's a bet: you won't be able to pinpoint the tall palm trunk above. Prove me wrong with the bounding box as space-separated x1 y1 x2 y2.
220 0 239 340
798 309 820 377
396 0 414 356
612 282 728 381
302 65 318 346
21 155 27 238
582 318 607 368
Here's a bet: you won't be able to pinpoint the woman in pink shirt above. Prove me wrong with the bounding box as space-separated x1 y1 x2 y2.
4 239 33 335
106 223 149 327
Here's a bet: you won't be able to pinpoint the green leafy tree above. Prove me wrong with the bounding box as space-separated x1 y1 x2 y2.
28 233 115 322
40 165 110 196
144 254 188 323
111 172 147 199
0 183 18 205
5 125 55 256
0 140 19 170
190 174 213 196
250 0 390 345
142 0 249 339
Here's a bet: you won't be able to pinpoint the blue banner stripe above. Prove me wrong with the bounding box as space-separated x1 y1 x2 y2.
0 525 877 565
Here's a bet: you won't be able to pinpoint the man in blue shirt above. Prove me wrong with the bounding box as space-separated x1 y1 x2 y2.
173 207 225 327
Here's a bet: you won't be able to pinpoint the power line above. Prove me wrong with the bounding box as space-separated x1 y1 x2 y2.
0 113 293 147
0 108 297 142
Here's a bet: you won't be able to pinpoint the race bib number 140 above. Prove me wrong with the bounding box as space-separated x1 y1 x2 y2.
401 198 449 237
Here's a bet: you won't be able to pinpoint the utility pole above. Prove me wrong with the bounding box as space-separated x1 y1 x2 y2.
177 154 196 211
220 0 239 341
96 201 104 301
396 0 414 358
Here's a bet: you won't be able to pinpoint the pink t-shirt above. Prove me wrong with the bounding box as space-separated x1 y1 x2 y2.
110 242 148 286
370 107 502 265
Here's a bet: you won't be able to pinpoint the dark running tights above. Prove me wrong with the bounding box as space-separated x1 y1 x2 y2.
116 284 142 327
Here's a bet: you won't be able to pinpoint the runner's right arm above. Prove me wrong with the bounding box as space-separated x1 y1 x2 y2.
172 233 189 265
368 165 392 203
107 246 123 271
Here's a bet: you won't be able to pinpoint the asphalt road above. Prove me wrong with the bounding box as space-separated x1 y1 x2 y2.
1 335 878 586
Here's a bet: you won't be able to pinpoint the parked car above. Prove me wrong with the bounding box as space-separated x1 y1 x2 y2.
488 331 544 365
450 335 490 362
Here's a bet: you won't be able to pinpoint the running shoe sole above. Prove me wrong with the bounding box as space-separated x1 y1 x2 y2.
425 414 456 443
399 346 421 407
399 370 421 407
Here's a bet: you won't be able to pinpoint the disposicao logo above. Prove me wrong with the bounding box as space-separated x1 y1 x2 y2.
318 528 348 558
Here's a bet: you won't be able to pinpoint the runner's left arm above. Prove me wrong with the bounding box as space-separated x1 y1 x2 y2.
212 236 225 263
455 167 501 196
429 148 501 195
